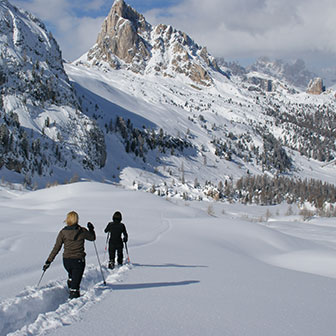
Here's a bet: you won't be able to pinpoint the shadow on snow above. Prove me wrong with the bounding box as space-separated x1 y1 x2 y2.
107 280 200 290
132 263 207 268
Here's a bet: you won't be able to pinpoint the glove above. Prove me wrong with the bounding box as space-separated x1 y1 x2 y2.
123 237 128 243
43 261 51 271
87 222 94 231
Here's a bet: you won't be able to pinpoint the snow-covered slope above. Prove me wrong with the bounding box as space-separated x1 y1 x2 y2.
70 0 336 199
66 58 336 193
0 0 106 185
2 0 336 210
1 182 336 335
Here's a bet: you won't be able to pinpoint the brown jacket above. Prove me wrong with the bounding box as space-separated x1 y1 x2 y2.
47 224 96 262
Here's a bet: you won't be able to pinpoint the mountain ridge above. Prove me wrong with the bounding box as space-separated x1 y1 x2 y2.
0 0 106 184
1 0 336 209
82 0 219 86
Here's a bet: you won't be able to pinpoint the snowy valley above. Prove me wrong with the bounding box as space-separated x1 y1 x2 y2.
1 0 336 335
0 0 336 207
1 182 336 336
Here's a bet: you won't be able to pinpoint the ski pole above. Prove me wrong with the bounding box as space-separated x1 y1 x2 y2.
37 270 46 287
93 240 106 285
124 241 131 264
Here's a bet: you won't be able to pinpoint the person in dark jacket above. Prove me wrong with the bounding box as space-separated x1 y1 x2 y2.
43 211 96 299
104 211 128 269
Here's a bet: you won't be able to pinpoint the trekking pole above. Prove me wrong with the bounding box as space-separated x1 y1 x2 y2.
37 270 46 287
93 240 106 285
124 241 131 264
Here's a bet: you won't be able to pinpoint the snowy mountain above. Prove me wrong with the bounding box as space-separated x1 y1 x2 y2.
247 57 317 90
71 1 336 198
0 0 106 185
2 2 336 334
1 0 336 210
82 0 219 86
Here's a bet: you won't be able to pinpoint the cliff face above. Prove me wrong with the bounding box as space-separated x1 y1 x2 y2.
88 0 150 73
307 78 325 95
86 0 219 86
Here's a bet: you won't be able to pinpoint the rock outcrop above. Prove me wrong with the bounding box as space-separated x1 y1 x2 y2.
86 0 219 86
306 77 325 95
89 0 150 72
248 76 274 92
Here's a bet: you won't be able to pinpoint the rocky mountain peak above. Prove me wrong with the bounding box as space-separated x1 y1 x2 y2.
108 0 147 32
85 0 219 86
248 57 316 89
87 0 151 73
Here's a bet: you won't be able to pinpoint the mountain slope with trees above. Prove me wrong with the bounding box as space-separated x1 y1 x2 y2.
1 0 336 213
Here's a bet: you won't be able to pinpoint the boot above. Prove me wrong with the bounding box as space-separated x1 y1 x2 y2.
69 289 80 299
108 261 115 269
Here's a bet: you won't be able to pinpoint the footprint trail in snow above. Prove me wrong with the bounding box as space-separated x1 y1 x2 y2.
0 263 132 336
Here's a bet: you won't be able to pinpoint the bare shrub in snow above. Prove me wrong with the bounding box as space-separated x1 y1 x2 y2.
299 207 315 221
207 204 215 216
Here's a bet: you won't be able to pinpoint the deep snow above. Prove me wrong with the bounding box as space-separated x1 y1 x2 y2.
1 181 336 335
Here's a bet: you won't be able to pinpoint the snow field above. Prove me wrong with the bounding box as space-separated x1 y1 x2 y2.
1 182 336 335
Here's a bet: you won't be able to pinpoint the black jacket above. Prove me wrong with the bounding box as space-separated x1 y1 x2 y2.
104 221 128 246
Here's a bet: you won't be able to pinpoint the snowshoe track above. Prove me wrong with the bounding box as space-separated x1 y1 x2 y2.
0 263 132 336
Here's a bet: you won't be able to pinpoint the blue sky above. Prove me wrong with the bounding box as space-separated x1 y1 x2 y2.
124 1 181 13
58 1 179 18
11 0 336 72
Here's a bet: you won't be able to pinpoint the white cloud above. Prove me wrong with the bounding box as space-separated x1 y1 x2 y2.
144 0 336 70
10 0 336 70
13 0 70 22
12 0 107 60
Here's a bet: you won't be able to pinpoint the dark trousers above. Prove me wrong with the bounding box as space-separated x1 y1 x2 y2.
109 244 123 265
63 258 85 290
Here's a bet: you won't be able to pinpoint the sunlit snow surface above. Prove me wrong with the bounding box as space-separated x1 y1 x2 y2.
0 182 336 335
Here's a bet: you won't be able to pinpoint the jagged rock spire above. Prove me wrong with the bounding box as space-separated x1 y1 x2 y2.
88 0 150 72
86 0 219 86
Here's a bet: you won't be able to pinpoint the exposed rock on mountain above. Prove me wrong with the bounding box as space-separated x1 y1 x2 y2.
91 0 150 72
216 58 246 78
247 76 274 92
248 57 316 89
85 0 219 86
307 77 325 95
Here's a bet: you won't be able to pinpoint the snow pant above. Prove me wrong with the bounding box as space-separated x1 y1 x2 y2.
108 244 123 265
63 258 85 290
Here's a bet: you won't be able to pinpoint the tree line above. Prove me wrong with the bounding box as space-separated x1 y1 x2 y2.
209 174 336 210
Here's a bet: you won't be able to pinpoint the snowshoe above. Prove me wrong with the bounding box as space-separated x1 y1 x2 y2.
69 289 80 299
108 261 115 270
